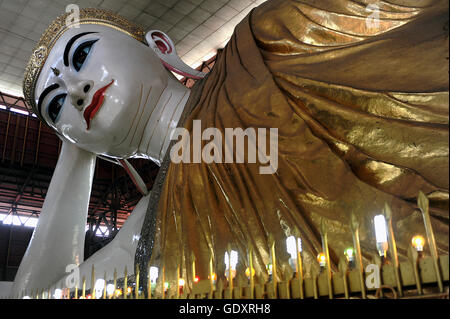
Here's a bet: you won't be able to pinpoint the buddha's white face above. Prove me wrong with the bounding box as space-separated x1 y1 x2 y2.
34 24 170 158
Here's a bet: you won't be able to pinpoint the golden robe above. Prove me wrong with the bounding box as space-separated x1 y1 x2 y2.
136 0 449 289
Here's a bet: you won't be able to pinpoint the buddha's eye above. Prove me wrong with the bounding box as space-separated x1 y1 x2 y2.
72 39 97 72
47 93 67 123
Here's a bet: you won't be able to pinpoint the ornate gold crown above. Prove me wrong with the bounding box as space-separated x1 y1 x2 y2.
23 8 146 119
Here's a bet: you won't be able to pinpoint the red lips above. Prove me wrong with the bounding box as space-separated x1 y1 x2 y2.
83 79 114 130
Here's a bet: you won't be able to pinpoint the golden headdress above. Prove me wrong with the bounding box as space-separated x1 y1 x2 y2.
23 8 146 119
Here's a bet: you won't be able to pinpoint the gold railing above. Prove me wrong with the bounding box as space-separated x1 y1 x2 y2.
10 191 450 299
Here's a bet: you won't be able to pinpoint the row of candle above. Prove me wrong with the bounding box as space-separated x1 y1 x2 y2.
17 191 443 299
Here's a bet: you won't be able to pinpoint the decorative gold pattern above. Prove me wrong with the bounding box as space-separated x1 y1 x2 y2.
23 8 146 119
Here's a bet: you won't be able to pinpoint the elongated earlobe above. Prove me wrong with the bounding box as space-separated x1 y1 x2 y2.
146 30 206 80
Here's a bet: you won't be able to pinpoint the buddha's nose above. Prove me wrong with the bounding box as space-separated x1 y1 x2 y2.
68 80 94 111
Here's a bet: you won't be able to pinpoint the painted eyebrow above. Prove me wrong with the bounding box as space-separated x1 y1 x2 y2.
63 31 98 67
37 83 60 116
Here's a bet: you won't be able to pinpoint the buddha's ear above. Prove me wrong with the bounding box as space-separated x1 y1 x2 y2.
146 30 206 80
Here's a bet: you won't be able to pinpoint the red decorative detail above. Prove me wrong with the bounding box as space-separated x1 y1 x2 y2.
155 40 167 54
83 79 114 130
152 32 172 54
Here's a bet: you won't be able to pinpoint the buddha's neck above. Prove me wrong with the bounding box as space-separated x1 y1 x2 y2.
136 77 190 164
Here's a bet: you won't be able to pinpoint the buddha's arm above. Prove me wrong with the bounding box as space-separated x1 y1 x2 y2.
12 140 96 295
51 193 150 291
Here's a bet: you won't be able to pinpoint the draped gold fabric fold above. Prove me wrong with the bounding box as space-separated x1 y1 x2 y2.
149 0 449 287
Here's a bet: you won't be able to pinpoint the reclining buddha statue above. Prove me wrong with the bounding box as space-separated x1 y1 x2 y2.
12 0 448 296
